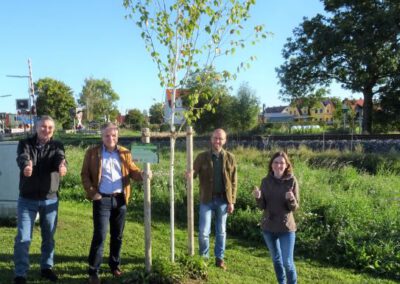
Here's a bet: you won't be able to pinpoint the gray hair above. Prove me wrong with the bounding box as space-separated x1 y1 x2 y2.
101 122 118 133
36 115 55 128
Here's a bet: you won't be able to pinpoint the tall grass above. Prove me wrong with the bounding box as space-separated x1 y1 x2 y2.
56 146 400 280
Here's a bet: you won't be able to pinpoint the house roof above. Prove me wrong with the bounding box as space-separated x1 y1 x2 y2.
355 99 364 107
265 113 293 118
343 98 364 110
263 106 287 114
322 100 333 107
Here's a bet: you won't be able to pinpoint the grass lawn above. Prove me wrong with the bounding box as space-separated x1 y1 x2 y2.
0 201 397 284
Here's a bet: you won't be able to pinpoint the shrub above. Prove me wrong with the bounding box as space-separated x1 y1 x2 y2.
124 255 207 284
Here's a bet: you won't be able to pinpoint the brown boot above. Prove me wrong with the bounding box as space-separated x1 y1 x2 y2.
215 258 227 270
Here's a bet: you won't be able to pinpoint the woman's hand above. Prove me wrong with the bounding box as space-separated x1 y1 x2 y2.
252 186 261 199
285 187 295 201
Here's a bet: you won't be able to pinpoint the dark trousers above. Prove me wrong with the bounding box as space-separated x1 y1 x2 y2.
88 194 126 275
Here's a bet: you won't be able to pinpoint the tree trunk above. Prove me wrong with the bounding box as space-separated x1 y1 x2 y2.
362 88 373 134
169 134 175 262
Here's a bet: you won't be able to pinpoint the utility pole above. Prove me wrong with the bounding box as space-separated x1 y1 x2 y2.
6 59 36 133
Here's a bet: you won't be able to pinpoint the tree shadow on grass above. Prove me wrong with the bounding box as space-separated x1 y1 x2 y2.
0 253 144 284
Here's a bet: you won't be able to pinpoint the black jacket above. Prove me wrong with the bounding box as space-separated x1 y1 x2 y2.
16 135 65 199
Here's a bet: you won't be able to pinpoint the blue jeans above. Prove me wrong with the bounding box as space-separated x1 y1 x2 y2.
88 194 126 275
14 197 59 277
262 231 297 284
198 197 228 260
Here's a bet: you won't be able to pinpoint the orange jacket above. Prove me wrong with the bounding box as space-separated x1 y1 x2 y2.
81 145 142 204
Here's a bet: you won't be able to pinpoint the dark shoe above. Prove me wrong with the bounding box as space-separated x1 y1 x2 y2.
88 274 101 284
14 276 27 284
41 268 58 282
215 258 227 270
111 267 123 277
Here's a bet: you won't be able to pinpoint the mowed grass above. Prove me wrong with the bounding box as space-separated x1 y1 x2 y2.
0 200 397 284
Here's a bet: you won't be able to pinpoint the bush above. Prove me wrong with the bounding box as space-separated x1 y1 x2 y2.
125 255 207 284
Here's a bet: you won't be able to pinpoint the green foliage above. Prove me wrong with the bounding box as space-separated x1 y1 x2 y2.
125 108 148 130
78 77 120 122
373 90 400 133
277 0 400 134
183 68 230 128
183 70 260 134
176 254 208 281
125 255 207 284
231 82 260 133
306 151 400 175
59 146 86 201
123 0 267 130
149 102 164 124
35 77 76 129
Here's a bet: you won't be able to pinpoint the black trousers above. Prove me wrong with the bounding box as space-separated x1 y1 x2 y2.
88 194 126 275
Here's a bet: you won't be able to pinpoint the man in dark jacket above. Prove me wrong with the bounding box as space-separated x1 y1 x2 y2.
187 128 237 270
13 116 67 284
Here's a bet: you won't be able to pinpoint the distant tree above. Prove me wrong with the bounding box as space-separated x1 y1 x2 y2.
277 0 400 134
35 77 76 129
329 97 344 128
149 102 164 124
231 82 260 133
125 108 146 130
110 109 121 124
193 93 235 134
78 78 119 122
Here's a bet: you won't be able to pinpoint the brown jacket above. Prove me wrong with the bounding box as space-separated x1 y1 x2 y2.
256 173 300 232
193 149 237 204
81 145 142 204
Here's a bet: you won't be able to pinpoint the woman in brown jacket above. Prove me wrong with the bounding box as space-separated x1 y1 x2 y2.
252 151 299 284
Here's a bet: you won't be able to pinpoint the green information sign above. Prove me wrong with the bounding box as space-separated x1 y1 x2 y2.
131 143 159 164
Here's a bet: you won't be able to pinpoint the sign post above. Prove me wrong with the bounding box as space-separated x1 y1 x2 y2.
133 128 159 273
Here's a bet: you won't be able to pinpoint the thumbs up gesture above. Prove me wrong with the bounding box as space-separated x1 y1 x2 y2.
59 159 67 177
285 187 295 201
24 160 33 177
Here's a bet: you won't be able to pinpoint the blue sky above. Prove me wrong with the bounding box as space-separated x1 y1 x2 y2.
0 0 354 114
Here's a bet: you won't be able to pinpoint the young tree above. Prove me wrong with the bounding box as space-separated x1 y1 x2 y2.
35 77 76 129
79 78 120 123
277 0 400 134
124 0 267 261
